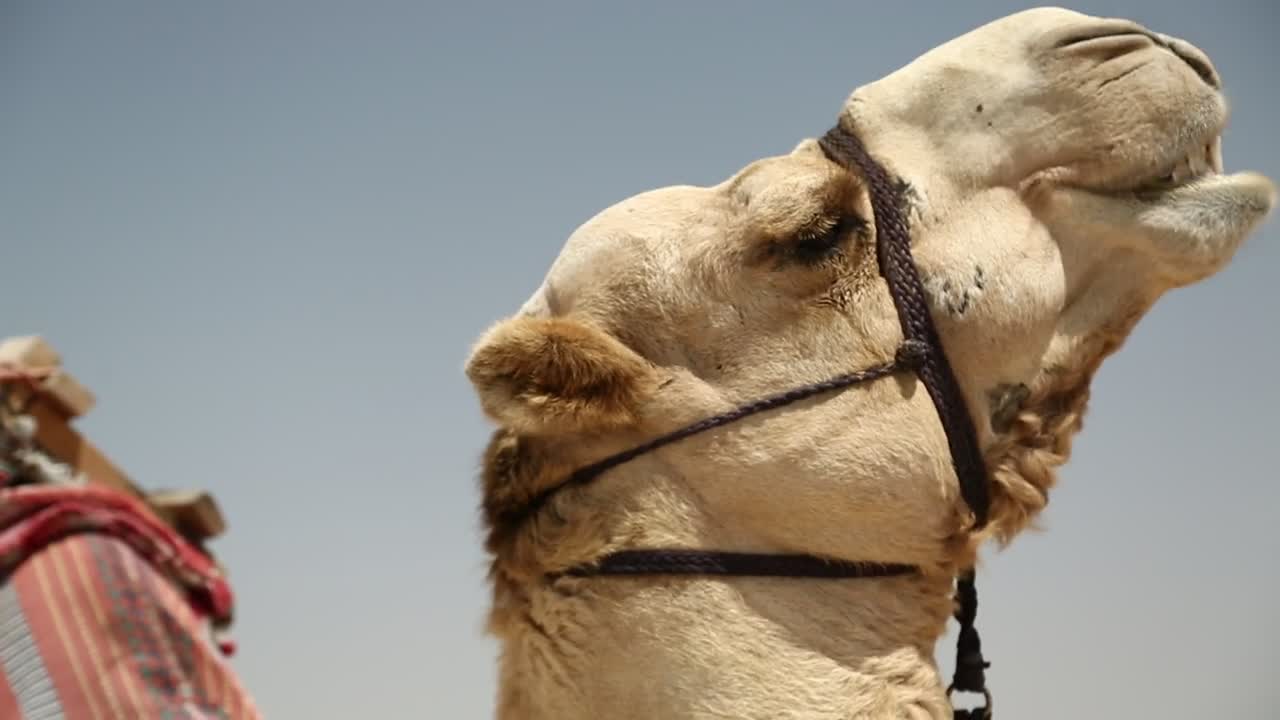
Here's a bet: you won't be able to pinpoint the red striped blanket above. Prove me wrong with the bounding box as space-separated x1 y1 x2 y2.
0 485 261 719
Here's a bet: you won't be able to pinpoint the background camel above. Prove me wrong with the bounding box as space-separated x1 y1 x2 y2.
465 7 1275 719
1 337 260 718
4 2 1276 718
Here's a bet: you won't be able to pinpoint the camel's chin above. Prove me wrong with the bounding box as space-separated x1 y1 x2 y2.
1044 171 1275 284
1126 171 1276 281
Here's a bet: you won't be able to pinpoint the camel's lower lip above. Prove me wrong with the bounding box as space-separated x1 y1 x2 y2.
1044 170 1274 271
1130 171 1274 210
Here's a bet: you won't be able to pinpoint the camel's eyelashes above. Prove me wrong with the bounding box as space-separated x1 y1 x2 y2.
789 214 865 265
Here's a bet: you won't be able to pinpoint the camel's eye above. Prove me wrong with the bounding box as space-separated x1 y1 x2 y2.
790 215 865 265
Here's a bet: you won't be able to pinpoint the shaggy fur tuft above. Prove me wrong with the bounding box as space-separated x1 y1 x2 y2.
978 334 1123 547
479 429 617 582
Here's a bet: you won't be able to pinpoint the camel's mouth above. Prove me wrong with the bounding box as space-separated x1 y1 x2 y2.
1128 135 1223 194
1065 126 1276 256
1046 126 1240 204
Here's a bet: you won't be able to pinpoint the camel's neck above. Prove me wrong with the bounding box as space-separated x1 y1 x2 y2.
482 417 968 719
490 565 958 719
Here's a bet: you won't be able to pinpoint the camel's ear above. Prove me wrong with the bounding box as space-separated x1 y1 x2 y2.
464 315 658 436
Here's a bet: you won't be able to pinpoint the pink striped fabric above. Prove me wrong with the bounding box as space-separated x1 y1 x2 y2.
0 487 262 719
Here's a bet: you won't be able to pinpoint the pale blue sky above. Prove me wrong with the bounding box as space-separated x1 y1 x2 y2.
2 1 1276 718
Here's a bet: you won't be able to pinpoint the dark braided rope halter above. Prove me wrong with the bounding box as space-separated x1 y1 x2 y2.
515 120 995 719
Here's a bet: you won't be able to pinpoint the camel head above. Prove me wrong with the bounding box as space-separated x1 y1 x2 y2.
463 12 1273 713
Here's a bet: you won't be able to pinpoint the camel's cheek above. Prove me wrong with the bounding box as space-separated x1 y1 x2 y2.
913 192 1066 395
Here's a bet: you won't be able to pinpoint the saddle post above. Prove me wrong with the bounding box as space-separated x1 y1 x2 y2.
0 335 226 545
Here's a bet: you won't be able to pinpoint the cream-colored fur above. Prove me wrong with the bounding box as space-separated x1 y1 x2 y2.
464 7 1276 719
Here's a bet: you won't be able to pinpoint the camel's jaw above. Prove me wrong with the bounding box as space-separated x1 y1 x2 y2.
978 120 1276 546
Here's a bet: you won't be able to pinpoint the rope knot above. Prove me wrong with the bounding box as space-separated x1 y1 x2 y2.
895 339 929 368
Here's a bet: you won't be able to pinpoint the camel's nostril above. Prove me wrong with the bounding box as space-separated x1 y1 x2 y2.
1059 25 1221 91
1054 27 1156 62
1167 41 1220 89
1054 22 1154 50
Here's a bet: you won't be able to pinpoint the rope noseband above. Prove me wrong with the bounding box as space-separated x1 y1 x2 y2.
512 121 994 719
